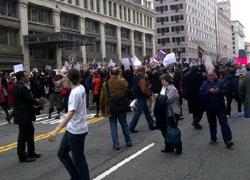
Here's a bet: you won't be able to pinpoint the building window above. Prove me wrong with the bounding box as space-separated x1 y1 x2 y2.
124 7 127 21
121 28 130 40
122 45 130 56
146 48 152 56
60 13 79 30
135 46 142 56
105 24 116 37
106 43 117 55
87 42 100 53
75 0 79 6
145 34 152 44
133 10 135 23
68 0 72 4
134 31 142 42
103 0 107 14
85 19 100 34
113 3 117 17
108 1 112 16
96 0 100 12
28 5 53 25
128 9 131 22
0 27 17 46
84 0 88 8
119 5 122 19
90 0 94 10
0 0 18 18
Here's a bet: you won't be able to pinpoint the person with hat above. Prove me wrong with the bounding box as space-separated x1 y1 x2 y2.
13 69 42 162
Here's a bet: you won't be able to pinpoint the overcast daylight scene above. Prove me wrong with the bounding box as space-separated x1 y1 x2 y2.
1 0 250 180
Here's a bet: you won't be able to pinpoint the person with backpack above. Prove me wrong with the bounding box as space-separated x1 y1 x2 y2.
100 68 132 151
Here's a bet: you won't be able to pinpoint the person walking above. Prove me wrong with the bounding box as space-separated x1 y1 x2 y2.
183 64 204 129
239 63 250 118
129 67 156 133
92 72 102 117
200 69 234 148
48 69 90 180
154 74 182 155
100 68 132 151
13 70 42 162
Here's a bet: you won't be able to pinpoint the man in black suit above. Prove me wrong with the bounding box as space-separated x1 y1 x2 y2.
13 71 41 162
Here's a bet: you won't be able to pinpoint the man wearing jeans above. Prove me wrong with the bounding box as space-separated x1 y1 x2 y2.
129 67 156 133
49 69 89 180
100 68 132 151
200 69 234 148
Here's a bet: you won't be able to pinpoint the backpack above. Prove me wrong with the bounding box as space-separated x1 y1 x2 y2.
106 82 130 115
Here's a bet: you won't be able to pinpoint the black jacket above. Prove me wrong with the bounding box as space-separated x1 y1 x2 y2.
13 81 36 124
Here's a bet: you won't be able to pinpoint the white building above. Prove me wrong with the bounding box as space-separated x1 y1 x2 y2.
231 20 245 57
0 0 155 71
217 0 233 59
155 0 217 61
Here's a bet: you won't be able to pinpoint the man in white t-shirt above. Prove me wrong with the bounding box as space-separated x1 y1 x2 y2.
48 69 90 180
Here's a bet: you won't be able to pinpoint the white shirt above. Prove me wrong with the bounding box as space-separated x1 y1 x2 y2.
66 85 88 134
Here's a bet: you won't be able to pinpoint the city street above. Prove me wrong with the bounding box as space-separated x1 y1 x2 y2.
1 101 250 180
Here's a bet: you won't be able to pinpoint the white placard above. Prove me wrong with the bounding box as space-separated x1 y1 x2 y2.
131 56 142 67
163 53 176 67
121 58 131 70
204 55 214 72
13 64 24 73
108 59 116 67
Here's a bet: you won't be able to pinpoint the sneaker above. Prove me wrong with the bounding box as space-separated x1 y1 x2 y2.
192 123 202 130
126 142 133 147
209 140 217 145
113 145 120 151
225 141 234 149
29 152 41 159
129 129 139 133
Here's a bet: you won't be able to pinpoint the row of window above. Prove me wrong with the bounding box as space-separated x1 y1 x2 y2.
159 48 186 54
156 4 184 13
157 26 185 34
61 0 153 29
157 37 185 45
156 15 184 24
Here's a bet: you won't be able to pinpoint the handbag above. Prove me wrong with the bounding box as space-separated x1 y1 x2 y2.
106 81 130 115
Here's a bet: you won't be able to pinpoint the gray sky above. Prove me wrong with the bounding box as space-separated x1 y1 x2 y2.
230 0 249 42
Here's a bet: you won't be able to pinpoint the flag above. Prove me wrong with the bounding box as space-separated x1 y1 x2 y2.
131 56 142 67
155 50 166 61
198 46 204 60
163 53 176 67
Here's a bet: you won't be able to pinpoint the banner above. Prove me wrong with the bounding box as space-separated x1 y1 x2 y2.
121 58 131 70
163 53 176 67
155 50 166 61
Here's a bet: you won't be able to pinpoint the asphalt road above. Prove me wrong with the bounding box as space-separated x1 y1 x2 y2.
0 101 250 180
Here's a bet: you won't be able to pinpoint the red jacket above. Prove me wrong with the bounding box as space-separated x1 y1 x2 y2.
7 83 15 105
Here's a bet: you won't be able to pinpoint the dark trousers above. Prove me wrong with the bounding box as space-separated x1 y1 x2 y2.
206 108 232 143
17 122 35 159
130 98 155 130
192 110 204 125
226 95 242 115
58 131 90 180
93 95 100 115
0 102 9 119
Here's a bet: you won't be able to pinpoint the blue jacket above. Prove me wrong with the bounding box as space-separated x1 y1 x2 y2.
200 79 226 110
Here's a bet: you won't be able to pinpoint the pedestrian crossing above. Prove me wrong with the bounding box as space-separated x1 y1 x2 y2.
0 113 98 126
35 113 97 125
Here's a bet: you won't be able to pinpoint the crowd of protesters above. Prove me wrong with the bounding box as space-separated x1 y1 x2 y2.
1 56 250 179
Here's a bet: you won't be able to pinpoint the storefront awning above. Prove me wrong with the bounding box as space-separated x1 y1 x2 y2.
24 32 96 47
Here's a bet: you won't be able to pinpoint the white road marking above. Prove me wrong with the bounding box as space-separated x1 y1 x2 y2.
93 143 155 180
0 122 8 126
